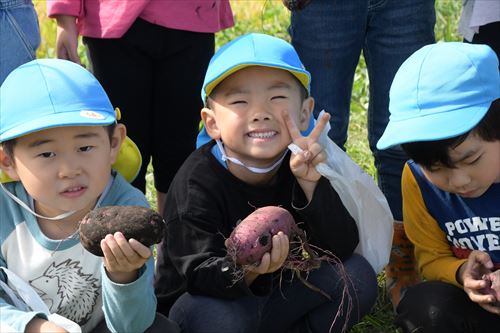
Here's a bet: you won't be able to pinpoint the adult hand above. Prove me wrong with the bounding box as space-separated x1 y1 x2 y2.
101 232 151 284
284 110 330 200
458 250 500 315
55 15 81 65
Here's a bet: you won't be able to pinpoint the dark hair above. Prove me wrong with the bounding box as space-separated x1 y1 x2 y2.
1 123 117 159
401 99 500 169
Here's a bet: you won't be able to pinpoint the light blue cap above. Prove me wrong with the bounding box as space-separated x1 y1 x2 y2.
377 42 500 150
0 59 116 142
201 33 311 102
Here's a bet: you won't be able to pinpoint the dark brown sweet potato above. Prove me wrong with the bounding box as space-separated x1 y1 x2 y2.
79 206 165 256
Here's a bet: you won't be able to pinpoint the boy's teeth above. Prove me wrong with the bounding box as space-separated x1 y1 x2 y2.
249 131 275 138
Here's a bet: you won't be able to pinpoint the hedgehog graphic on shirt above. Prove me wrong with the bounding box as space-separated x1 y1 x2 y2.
29 259 100 325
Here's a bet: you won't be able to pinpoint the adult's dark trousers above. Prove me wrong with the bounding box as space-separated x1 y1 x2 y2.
395 280 500 332
468 21 500 69
84 19 215 193
289 0 436 220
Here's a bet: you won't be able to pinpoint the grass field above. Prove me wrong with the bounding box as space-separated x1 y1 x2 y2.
33 1 462 331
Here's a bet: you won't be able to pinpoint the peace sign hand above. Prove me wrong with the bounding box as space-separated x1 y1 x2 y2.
284 110 330 200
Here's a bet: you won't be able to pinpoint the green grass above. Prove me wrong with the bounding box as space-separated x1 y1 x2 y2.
34 1 462 331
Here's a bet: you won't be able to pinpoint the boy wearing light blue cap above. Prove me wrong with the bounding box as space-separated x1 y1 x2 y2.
154 33 377 333
0 59 178 333
377 42 500 332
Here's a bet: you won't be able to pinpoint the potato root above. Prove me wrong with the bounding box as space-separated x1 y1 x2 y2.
79 206 165 256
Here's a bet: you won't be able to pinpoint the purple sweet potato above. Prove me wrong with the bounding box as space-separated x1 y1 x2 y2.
79 206 165 256
226 206 296 265
227 206 354 331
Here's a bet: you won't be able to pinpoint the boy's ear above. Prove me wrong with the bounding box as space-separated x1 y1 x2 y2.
109 124 126 164
298 96 315 131
0 147 20 181
201 107 221 140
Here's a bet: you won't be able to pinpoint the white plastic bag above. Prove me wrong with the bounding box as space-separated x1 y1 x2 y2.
289 111 393 273
0 267 82 333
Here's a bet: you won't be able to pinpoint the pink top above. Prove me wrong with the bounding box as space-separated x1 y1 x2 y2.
47 0 234 38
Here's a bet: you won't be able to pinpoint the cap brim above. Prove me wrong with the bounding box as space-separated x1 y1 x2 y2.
203 62 310 100
377 102 490 149
0 110 115 142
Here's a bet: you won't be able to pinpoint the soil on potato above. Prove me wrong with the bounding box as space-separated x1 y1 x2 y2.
79 206 165 256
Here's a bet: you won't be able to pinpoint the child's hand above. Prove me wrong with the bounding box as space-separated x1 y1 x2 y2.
284 110 330 200
101 232 151 284
458 250 500 315
26 318 68 333
243 232 289 285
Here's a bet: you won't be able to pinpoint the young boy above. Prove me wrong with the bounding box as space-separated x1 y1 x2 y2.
377 42 500 332
154 33 378 333
0 59 178 333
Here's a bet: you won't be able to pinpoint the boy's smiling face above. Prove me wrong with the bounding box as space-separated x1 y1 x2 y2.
421 133 500 198
0 125 124 219
202 66 314 170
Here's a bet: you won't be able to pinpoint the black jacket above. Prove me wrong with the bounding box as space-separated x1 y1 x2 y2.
154 141 358 315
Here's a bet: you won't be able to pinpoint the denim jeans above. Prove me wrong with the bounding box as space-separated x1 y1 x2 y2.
289 0 436 220
0 0 39 85
169 254 377 333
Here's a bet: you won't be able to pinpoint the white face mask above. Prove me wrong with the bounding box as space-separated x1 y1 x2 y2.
215 139 288 174
0 182 76 220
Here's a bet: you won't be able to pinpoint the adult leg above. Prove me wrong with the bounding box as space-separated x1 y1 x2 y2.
169 292 262 333
259 254 377 333
289 0 368 148
364 0 436 307
0 0 40 84
84 19 157 193
152 29 214 214
396 281 500 333
364 0 436 221
471 21 500 67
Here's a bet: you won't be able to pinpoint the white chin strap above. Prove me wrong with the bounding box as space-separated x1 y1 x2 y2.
216 140 287 174
0 182 76 220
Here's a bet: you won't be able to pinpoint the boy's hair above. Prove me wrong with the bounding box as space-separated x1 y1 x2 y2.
201 33 311 103
1 123 118 160
401 99 500 169
377 42 500 150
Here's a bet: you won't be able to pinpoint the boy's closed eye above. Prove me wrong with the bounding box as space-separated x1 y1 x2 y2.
464 154 482 165
230 100 248 105
271 95 287 100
